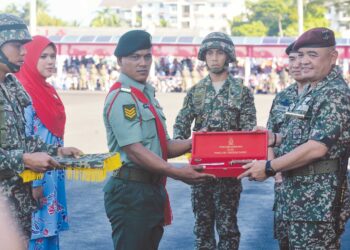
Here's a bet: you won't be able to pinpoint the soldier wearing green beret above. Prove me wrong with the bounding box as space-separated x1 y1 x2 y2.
239 27 350 249
103 30 214 250
0 14 82 244
173 32 257 250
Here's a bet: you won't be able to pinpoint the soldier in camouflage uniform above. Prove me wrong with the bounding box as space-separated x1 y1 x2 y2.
239 27 350 249
266 42 308 249
173 32 256 250
0 14 82 242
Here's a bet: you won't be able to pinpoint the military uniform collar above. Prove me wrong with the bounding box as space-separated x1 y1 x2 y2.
304 65 341 95
118 72 154 95
205 73 235 88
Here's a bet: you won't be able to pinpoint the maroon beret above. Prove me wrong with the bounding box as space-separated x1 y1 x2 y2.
293 27 335 50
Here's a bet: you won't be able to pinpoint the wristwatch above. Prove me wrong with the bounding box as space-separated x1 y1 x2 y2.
265 160 276 177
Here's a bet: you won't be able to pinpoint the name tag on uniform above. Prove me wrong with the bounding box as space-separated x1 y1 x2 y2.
275 105 288 112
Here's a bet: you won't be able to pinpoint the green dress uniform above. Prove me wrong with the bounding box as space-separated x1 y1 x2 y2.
103 73 169 250
173 74 256 250
0 75 58 238
276 66 350 249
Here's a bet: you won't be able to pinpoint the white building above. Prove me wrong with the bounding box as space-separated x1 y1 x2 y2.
100 0 246 36
326 2 350 37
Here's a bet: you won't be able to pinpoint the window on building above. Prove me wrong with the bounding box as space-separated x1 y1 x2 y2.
183 5 190 17
169 4 177 11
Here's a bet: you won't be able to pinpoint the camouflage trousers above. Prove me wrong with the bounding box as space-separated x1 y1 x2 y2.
275 179 350 250
191 178 242 250
278 221 340 250
273 182 287 240
0 177 37 240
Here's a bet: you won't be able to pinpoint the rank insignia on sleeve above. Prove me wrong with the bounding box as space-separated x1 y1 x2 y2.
123 104 137 121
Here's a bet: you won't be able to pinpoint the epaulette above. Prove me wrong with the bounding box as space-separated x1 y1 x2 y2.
120 87 131 93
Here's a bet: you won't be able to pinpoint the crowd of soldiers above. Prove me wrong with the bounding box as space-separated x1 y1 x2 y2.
0 12 350 250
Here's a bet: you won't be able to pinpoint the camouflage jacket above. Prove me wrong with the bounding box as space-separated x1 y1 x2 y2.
277 66 350 222
0 74 57 216
173 74 256 139
267 83 300 158
267 82 299 134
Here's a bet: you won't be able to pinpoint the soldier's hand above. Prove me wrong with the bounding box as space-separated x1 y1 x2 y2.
32 186 44 208
175 165 216 185
58 147 83 158
237 160 268 182
23 152 60 172
253 126 276 147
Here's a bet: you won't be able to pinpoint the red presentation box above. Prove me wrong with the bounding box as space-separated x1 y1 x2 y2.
190 131 268 177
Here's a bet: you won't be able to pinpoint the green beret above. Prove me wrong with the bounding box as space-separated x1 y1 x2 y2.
114 30 152 57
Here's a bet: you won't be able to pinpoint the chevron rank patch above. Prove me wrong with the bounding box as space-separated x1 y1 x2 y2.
123 104 137 121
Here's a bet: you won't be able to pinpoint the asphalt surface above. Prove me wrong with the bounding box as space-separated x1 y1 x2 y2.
57 91 350 250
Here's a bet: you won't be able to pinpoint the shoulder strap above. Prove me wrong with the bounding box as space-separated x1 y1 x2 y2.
129 87 168 160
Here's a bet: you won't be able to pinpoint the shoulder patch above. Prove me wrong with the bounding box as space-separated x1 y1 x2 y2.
123 104 137 121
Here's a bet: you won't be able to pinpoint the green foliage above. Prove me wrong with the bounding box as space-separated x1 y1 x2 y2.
231 21 269 36
90 8 121 27
229 0 330 37
159 19 168 28
0 0 69 26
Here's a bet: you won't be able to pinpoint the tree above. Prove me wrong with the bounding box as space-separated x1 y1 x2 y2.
90 8 121 27
159 18 168 28
229 0 329 37
0 0 69 26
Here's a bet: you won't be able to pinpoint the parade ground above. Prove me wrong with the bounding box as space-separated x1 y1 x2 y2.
58 91 350 250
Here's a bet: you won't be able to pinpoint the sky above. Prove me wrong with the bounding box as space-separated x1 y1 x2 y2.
0 0 102 25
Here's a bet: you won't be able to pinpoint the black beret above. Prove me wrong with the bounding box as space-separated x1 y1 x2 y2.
114 30 152 57
285 41 296 55
293 27 335 50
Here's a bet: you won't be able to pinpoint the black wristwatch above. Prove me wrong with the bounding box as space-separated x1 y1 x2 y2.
265 160 276 177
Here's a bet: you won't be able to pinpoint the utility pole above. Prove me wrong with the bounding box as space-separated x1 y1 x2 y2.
30 0 37 35
298 0 303 35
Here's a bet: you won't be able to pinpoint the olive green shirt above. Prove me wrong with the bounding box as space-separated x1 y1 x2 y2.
103 73 169 168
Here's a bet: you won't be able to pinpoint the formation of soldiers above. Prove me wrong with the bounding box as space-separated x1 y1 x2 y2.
0 12 349 250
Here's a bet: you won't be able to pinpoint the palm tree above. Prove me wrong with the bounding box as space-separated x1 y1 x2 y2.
90 8 121 27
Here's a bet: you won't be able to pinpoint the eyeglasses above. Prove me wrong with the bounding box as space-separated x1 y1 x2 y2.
126 54 152 62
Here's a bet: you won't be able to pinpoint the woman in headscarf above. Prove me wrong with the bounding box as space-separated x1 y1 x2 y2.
16 35 68 250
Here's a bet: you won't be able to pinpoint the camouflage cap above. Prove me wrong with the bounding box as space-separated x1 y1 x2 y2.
0 14 32 48
198 32 236 63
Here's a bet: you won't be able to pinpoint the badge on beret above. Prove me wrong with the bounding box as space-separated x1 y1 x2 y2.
123 104 137 121
322 30 330 40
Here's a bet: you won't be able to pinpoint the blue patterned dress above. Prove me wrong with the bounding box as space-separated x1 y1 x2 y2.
25 105 69 250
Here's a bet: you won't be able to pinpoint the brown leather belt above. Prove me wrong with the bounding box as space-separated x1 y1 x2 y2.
284 159 339 177
112 166 161 184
